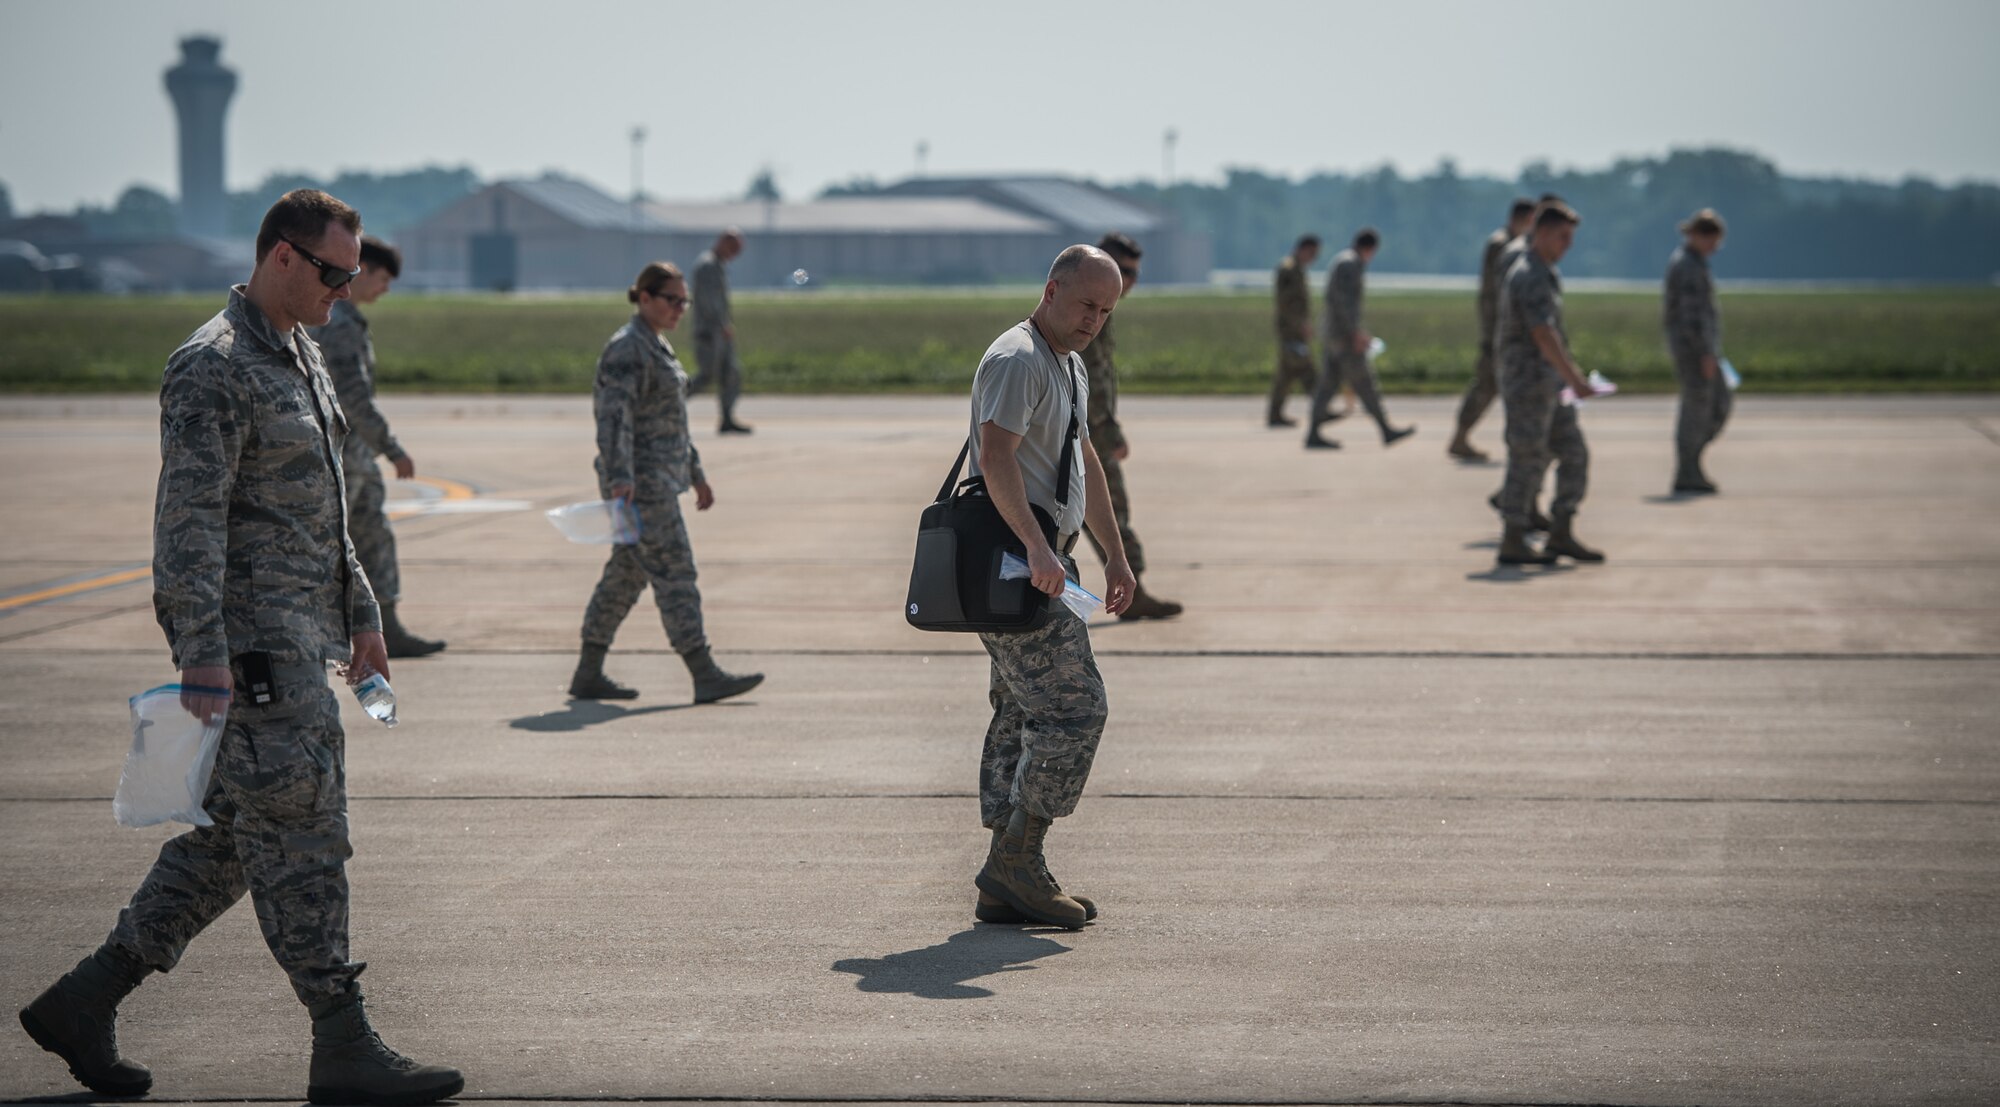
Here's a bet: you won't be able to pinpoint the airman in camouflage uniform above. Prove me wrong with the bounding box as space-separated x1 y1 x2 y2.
965 246 1137 930
1450 199 1537 462
1664 208 1730 494
1079 233 1181 621
307 236 444 658
1483 195 1567 529
1267 234 1321 427
1305 229 1414 450
1494 202 1603 566
688 230 751 434
18 191 461 1105
568 262 762 705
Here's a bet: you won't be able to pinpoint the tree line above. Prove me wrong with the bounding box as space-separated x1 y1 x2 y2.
1113 148 2000 282
8 147 1996 283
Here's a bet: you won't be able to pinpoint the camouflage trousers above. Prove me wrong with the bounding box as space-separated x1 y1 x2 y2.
1497 360 1589 527
977 561 1109 827
108 663 361 1008
1267 340 1316 421
342 444 399 604
1083 454 1146 575
1308 346 1388 433
1455 341 1499 436
580 484 707 654
690 336 743 424
1673 353 1733 461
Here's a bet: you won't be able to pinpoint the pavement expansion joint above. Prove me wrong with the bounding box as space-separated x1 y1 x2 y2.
9 792 1995 808
0 1099 1687 1107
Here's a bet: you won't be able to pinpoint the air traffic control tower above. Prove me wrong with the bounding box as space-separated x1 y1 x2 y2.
164 36 237 239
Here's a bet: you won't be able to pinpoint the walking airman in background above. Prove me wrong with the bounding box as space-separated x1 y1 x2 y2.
568 262 764 704
1080 232 1183 621
1267 233 1321 428
1449 198 1537 462
1494 202 1603 566
689 229 752 434
1665 208 1730 494
309 235 446 658
1305 228 1414 450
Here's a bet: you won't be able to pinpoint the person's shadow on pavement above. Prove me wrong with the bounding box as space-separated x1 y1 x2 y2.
508 699 696 732
831 927 1072 999
1464 561 1576 584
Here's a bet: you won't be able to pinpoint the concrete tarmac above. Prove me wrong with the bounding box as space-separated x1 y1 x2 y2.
2 393 1996 1106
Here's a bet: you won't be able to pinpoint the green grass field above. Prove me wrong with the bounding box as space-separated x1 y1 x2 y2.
2 288 1996 394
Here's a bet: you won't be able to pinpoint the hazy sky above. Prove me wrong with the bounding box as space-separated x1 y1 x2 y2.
3 0 1997 213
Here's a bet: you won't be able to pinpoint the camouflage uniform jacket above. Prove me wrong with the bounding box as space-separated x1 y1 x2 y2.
1496 250 1565 374
308 300 406 463
1663 245 1720 360
1476 227 1511 347
1274 254 1311 340
1320 248 1366 344
691 250 731 343
1079 312 1123 456
153 285 380 670
594 315 706 494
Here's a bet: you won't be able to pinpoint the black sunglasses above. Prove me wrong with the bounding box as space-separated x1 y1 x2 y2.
1118 264 1139 280
281 236 361 290
646 289 692 308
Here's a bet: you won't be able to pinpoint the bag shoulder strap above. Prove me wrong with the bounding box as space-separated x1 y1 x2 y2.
1052 353 1080 512
934 439 971 503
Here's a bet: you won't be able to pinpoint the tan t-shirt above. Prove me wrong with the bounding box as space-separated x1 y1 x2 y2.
966 320 1087 535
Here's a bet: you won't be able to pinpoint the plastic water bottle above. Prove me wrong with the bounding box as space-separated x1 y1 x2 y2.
352 672 398 728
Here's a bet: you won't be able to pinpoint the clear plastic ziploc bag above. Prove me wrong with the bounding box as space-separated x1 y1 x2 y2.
546 499 641 545
114 684 227 828
999 551 1106 621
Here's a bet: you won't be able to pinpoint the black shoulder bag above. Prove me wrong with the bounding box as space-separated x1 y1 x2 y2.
905 360 1081 634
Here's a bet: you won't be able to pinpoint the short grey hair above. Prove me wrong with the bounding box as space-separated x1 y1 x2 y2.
1048 243 1114 284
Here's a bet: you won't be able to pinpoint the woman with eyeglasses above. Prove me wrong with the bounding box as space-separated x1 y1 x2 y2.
567 261 764 704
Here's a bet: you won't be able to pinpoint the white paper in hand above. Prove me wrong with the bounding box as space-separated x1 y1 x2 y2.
1562 371 1619 407
998 551 1105 621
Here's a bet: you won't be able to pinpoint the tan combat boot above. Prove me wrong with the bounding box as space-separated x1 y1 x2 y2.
1119 578 1184 622
974 817 1097 923
974 809 1090 929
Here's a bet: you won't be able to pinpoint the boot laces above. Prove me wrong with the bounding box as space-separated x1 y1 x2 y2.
1036 853 1065 893
357 1028 419 1071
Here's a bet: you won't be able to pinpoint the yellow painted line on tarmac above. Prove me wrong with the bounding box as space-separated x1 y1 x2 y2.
0 567 154 612
387 475 478 519
2 477 484 612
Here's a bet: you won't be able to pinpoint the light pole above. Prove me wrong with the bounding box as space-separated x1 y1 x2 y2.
1162 127 1178 188
629 126 646 270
